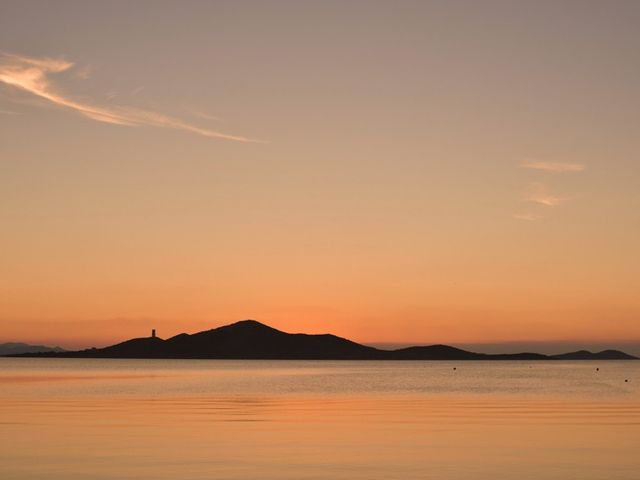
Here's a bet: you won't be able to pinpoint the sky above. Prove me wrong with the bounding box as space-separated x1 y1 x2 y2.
1 0 639 352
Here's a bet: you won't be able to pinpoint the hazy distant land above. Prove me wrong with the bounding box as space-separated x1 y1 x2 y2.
8 320 637 360
0 342 65 356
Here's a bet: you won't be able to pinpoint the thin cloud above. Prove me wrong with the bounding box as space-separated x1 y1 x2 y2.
190 108 222 122
0 52 259 143
521 160 585 173
523 182 570 207
73 64 93 80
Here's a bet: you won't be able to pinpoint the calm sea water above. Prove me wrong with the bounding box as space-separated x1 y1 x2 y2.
1 358 638 479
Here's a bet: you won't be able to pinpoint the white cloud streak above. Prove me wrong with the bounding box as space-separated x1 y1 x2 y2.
0 53 259 143
521 160 585 172
524 182 570 207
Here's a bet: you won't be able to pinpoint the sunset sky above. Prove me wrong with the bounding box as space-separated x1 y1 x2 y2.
1 1 639 351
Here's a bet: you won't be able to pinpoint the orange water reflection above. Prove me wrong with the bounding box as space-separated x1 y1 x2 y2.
1 360 639 479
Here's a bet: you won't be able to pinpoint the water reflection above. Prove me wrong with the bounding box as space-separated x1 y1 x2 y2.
1 359 639 480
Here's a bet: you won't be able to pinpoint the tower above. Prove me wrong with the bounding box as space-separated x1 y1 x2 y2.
152 329 156 338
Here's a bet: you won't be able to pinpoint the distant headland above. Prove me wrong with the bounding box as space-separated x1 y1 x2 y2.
6 320 638 360
0 342 66 356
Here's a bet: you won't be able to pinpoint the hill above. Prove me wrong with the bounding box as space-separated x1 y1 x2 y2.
550 349 637 360
6 321 638 360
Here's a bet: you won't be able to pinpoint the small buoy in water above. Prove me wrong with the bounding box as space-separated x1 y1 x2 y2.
453 367 456 370
625 379 629 383
596 368 599 371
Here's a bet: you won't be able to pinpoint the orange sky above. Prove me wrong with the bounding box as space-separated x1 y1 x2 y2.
1 1 639 349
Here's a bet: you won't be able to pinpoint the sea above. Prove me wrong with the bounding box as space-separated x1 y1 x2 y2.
1 358 638 479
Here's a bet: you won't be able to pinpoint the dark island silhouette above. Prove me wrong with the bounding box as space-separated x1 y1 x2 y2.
9 320 638 360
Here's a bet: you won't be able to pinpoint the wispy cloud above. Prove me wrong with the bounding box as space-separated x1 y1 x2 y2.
521 160 585 173
73 64 92 80
0 52 259 142
189 108 222 122
523 182 570 207
512 212 542 221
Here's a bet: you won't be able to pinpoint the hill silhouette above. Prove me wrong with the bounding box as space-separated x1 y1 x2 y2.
93 320 379 359
550 349 635 360
8 320 638 360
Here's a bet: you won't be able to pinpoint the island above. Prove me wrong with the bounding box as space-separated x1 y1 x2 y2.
8 320 637 360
